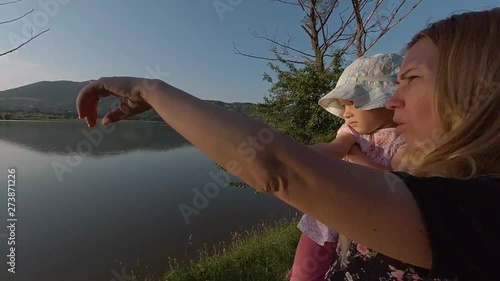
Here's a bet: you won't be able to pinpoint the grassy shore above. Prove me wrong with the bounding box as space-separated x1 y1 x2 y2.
0 112 73 120
133 216 301 281
0 112 162 121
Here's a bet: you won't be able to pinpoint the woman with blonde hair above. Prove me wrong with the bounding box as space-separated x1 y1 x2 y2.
320 7 500 281
75 8 499 281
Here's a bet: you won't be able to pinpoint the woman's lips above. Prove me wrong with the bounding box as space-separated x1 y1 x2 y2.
396 123 406 133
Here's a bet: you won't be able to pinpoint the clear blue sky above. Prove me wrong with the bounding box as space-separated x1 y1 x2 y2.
0 0 498 102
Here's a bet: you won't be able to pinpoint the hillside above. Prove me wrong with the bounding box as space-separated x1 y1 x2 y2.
0 81 257 120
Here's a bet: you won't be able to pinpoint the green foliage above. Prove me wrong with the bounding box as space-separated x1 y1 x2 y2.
254 55 345 145
0 111 73 120
213 163 259 190
219 52 347 189
0 112 12 120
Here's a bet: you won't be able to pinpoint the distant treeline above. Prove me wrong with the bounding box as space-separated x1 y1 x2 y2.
0 101 258 121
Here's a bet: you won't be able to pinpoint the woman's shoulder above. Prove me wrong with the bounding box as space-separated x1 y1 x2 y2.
389 172 500 280
391 172 500 187
475 174 500 181
390 172 500 198
472 174 500 187
387 171 500 228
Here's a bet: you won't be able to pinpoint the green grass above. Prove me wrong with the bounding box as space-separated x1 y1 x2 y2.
133 216 301 281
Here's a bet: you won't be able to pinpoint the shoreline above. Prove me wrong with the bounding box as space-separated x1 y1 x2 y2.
0 119 167 124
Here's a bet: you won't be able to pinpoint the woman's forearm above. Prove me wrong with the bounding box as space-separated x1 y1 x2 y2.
142 81 432 268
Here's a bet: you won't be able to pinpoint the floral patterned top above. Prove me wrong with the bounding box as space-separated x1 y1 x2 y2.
297 124 406 246
337 123 406 167
324 239 454 281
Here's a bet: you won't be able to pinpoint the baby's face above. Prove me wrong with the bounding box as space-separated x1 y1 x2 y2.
338 99 397 134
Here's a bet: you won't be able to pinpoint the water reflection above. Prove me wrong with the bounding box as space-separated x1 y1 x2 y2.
0 120 191 156
0 120 296 281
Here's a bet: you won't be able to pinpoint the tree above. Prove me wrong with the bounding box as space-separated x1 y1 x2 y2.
234 0 423 68
1 112 13 120
219 0 423 188
1 0 49 57
253 53 344 144
235 0 423 142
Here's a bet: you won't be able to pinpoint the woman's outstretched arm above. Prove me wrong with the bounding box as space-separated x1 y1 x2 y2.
76 77 432 268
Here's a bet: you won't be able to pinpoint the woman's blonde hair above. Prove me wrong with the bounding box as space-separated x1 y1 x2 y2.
400 8 500 179
339 8 500 266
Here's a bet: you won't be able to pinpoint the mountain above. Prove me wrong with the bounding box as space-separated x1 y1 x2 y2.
0 80 89 113
0 81 257 120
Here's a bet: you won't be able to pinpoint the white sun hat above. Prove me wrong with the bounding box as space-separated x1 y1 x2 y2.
318 53 403 118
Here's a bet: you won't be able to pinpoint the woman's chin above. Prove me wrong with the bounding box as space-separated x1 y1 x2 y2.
395 123 406 134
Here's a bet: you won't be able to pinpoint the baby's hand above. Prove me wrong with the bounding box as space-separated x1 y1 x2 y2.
347 144 391 171
347 144 364 157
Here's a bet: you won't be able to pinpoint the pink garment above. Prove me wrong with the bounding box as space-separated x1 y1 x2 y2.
297 123 406 246
287 233 337 281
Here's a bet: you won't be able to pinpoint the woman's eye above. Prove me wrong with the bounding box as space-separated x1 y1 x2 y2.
407 76 419 81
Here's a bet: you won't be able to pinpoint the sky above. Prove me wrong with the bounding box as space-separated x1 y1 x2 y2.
0 0 498 103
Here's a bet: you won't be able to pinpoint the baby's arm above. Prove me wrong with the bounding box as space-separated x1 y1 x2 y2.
308 133 356 159
347 144 392 171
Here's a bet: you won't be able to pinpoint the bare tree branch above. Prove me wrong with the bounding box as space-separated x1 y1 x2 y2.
1 0 50 57
269 0 301 6
386 0 423 30
312 0 337 59
0 0 22 6
351 0 364 57
297 0 308 14
249 28 315 59
361 0 423 55
237 0 423 72
323 7 356 53
300 23 313 39
0 28 49 57
233 42 308 65
0 8 33 24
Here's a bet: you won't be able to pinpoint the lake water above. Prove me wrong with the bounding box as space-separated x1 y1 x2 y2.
0 120 297 281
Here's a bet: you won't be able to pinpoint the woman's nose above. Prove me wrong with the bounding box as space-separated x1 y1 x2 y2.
385 91 404 110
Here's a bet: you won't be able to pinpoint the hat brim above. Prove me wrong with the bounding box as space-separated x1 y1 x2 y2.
318 83 397 118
